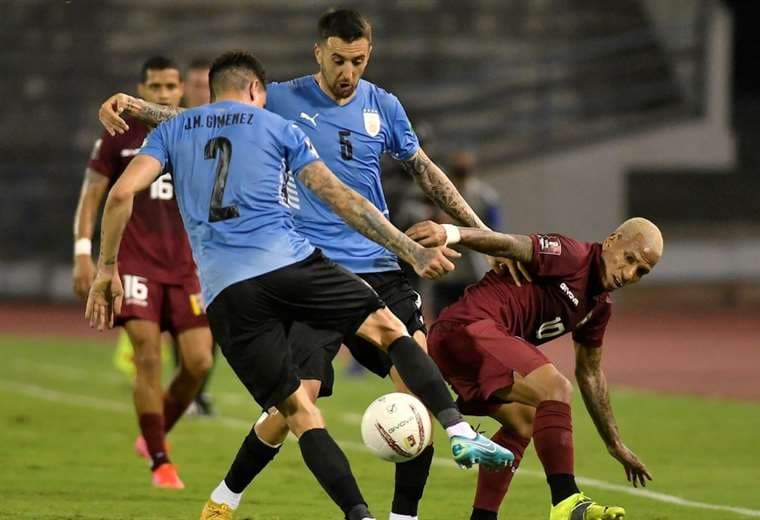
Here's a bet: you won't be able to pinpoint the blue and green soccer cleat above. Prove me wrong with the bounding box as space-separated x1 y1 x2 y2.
450 433 515 470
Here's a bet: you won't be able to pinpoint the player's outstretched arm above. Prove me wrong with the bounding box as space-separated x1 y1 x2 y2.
574 342 653 488
401 148 488 229
406 220 533 264
401 148 532 284
85 155 163 330
99 93 186 136
299 161 460 279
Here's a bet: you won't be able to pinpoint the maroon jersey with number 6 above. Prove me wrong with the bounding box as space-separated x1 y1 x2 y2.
88 117 196 284
436 234 612 347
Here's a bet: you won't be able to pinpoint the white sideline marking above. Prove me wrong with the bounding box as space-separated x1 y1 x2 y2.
2 380 760 518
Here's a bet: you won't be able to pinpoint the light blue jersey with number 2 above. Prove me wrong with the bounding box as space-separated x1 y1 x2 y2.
139 100 320 307
266 76 420 273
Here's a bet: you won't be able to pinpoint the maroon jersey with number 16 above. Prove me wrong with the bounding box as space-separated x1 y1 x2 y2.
436 234 612 348
87 117 196 284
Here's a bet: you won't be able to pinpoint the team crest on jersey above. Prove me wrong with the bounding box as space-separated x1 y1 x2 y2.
537 235 562 255
363 108 381 137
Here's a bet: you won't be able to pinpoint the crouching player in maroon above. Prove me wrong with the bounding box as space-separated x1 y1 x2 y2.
74 56 213 489
406 218 662 520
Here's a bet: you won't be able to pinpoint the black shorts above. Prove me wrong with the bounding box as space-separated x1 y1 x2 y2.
206 250 384 411
290 269 426 397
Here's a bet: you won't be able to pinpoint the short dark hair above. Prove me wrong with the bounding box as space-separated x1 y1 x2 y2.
187 57 211 72
208 51 267 96
317 8 372 43
140 56 180 83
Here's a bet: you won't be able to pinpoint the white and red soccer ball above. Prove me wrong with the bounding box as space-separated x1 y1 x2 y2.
360 392 432 463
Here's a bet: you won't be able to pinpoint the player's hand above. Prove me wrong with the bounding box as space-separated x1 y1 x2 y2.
490 257 533 287
609 442 652 488
72 255 96 299
99 93 135 136
406 220 447 247
412 245 460 279
85 268 123 331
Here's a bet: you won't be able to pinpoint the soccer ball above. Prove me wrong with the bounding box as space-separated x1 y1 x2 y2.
360 392 432 463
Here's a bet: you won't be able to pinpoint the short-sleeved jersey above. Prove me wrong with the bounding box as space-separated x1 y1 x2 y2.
139 101 320 307
87 117 196 284
437 234 612 347
266 76 420 273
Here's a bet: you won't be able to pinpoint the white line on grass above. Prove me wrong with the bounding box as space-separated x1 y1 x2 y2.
3 380 759 518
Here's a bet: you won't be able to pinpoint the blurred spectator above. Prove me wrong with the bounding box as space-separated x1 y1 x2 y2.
182 58 210 108
431 150 502 316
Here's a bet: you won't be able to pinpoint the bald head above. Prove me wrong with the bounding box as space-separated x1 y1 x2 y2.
615 217 664 260
600 217 663 291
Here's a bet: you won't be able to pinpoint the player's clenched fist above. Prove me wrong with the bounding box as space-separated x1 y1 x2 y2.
406 220 448 247
85 268 124 331
411 246 460 280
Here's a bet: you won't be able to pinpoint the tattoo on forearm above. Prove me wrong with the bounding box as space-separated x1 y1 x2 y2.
458 229 533 263
402 149 487 229
129 98 183 125
301 162 418 264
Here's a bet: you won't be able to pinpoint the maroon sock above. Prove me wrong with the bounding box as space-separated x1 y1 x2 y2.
163 395 187 433
139 413 169 470
473 428 531 513
533 400 574 476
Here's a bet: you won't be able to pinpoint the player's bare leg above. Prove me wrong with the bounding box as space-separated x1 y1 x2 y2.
471 402 534 520
357 308 513 470
163 327 213 433
491 365 624 519
125 320 183 488
385 330 436 520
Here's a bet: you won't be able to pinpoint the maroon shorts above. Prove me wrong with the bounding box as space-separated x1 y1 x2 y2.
428 318 550 416
114 273 208 334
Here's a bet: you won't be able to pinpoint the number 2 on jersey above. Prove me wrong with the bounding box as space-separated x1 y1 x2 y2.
205 137 240 222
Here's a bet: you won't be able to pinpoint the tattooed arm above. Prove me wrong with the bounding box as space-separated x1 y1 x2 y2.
575 343 653 487
400 148 488 229
299 161 459 279
406 221 533 264
99 93 185 135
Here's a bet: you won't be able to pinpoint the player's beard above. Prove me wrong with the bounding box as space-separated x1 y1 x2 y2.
330 77 356 100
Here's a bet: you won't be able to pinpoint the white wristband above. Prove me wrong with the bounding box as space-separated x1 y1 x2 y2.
442 224 461 245
74 238 92 257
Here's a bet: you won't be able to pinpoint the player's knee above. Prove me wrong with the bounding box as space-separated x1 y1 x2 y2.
183 350 212 379
371 307 407 347
545 373 573 403
132 345 161 372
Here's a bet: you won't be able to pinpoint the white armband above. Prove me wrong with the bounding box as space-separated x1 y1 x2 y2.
442 224 461 245
74 238 92 257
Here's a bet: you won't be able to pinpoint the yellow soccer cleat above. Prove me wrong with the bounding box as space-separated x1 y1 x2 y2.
550 492 625 520
200 499 235 520
113 331 136 379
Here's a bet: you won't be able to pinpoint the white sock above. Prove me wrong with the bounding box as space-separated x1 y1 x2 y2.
210 480 242 510
389 514 418 520
445 421 477 440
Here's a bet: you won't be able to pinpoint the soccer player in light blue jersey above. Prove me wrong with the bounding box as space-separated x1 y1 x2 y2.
88 51 514 520
97 10 527 519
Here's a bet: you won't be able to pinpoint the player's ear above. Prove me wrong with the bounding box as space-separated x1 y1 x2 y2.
603 231 622 249
314 42 322 65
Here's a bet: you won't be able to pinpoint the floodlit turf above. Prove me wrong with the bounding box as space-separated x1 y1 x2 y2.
1 335 759 519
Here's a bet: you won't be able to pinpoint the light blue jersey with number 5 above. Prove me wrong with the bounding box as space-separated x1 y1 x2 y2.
139 100 320 307
266 76 420 274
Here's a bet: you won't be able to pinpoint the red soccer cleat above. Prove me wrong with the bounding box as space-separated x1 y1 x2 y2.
151 462 185 489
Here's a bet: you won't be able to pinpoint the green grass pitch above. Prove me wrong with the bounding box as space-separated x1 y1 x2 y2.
1 335 759 519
